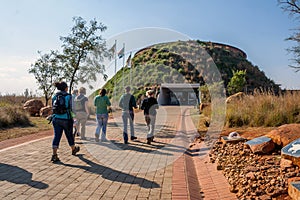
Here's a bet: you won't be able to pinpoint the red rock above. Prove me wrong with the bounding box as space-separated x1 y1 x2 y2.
40 106 52 117
266 124 300 147
245 136 275 154
288 177 300 185
226 92 245 103
246 172 256 180
23 99 44 116
281 138 300 168
244 166 259 172
288 181 300 200
280 158 294 170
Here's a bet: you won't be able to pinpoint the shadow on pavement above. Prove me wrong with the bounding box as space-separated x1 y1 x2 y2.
149 140 187 151
100 140 174 155
0 163 48 189
58 154 160 189
76 138 175 155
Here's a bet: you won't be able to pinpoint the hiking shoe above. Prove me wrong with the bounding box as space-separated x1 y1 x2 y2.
130 136 137 141
147 139 151 145
124 140 128 144
151 136 155 142
51 154 60 163
72 146 80 155
95 134 100 142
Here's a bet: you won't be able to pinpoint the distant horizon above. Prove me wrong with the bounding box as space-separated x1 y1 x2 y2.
0 0 299 95
1 36 300 97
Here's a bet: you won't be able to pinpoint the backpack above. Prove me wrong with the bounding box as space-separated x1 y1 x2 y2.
74 96 85 112
52 92 69 114
141 98 148 110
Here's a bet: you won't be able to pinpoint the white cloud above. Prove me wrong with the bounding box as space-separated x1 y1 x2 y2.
0 75 38 95
0 55 37 95
0 67 19 79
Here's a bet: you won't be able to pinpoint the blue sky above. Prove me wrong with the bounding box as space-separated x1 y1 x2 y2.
0 0 299 95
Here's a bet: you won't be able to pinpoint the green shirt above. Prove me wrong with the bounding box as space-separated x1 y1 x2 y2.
94 95 111 114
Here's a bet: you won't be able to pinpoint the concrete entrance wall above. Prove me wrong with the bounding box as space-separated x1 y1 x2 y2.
157 83 200 105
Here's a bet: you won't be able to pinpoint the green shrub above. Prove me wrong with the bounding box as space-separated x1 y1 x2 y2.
227 70 246 95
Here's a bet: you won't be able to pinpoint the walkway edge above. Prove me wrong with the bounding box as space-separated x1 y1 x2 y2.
0 130 53 151
172 107 202 200
183 107 237 200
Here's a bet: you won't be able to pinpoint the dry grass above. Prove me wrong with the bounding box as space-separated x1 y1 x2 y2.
0 95 32 106
226 91 300 127
194 91 300 138
190 108 278 143
0 117 52 142
0 105 32 128
1 92 300 142
0 95 51 142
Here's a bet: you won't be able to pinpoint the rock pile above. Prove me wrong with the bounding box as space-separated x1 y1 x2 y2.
209 141 298 199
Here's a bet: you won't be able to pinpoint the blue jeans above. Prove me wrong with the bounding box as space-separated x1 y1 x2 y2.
95 113 109 140
122 111 135 142
52 118 74 149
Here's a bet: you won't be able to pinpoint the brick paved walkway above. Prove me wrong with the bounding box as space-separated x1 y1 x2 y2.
0 106 236 199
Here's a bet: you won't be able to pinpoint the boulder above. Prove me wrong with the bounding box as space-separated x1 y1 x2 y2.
40 106 52 117
288 177 300 185
23 99 44 116
199 102 210 113
288 181 300 200
281 138 300 168
226 92 245 103
280 158 294 170
245 136 275 154
266 124 300 147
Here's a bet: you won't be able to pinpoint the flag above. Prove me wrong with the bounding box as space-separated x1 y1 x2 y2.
117 47 124 59
109 43 116 55
126 53 131 67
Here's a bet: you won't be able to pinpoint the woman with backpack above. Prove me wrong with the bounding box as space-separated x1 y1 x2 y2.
51 81 80 163
74 87 89 140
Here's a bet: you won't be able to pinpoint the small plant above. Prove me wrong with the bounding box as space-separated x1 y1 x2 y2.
227 70 246 95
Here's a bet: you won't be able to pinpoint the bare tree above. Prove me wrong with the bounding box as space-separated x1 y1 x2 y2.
278 0 300 71
278 0 300 15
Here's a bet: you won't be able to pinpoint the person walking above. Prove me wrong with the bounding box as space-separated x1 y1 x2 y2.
71 89 78 111
141 90 159 144
94 88 111 142
74 87 89 140
71 89 79 137
119 86 138 144
51 81 80 163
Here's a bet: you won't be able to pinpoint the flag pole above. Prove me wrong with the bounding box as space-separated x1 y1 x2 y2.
129 51 132 85
122 43 125 89
114 40 117 106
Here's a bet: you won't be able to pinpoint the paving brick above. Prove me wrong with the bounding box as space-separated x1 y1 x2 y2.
0 106 240 200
